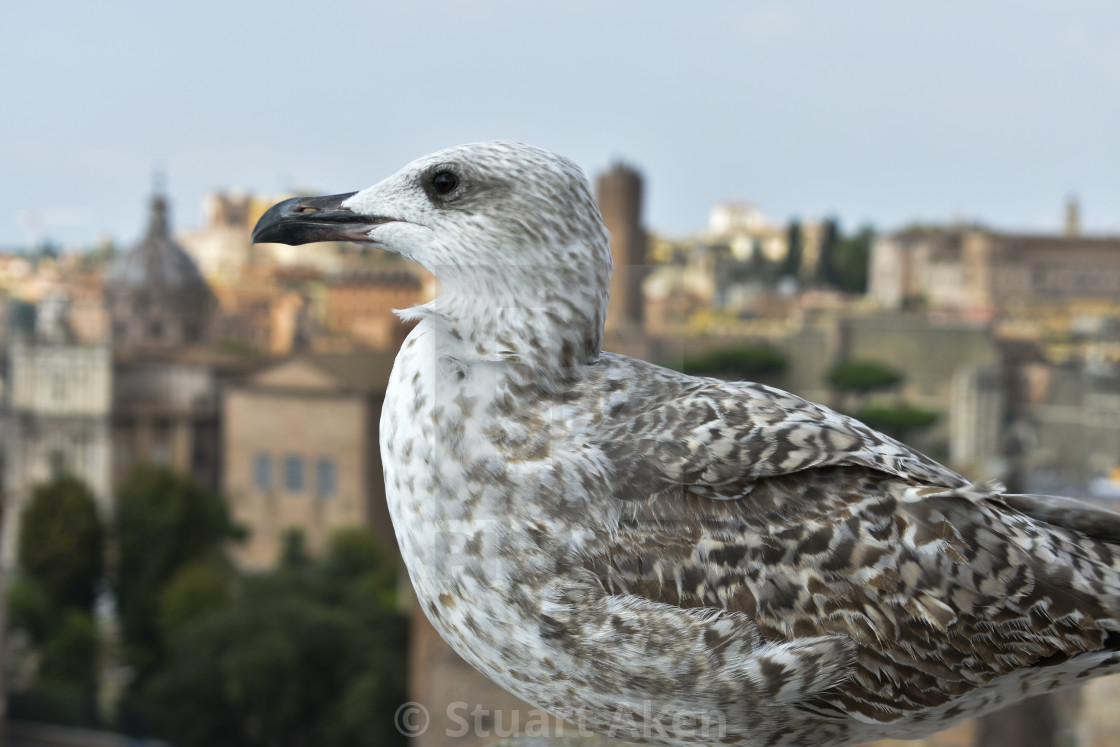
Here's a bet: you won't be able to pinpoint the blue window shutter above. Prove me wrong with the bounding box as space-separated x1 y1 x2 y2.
316 458 337 498
254 453 272 492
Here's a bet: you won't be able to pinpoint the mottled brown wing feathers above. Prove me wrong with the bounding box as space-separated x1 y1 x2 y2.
1003 493 1120 543
586 360 1120 721
594 362 967 504
594 465 1120 721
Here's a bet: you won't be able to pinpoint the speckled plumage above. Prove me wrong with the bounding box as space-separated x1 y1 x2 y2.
258 142 1120 746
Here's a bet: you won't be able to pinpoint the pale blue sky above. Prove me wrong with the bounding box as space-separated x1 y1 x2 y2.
2 0 1118 249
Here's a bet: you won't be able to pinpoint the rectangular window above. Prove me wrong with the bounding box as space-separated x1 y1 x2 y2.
316 458 337 499
284 454 304 494
254 453 272 492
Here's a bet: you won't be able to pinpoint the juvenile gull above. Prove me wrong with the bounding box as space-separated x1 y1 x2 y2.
253 141 1120 746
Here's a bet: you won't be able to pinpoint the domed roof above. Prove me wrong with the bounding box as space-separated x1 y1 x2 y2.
106 193 211 295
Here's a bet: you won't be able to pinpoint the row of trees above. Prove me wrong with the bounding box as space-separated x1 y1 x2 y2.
710 219 873 296
6 466 408 747
784 218 874 294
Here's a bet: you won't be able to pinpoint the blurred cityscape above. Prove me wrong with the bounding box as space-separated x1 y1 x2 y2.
2 161 1120 747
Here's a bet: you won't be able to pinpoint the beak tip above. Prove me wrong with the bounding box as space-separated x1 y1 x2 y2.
250 192 362 246
250 195 302 245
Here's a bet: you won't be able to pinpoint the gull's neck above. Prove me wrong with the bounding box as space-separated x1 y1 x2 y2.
398 256 610 389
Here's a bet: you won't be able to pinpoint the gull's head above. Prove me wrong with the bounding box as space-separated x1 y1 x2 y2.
254 141 614 372
252 141 612 291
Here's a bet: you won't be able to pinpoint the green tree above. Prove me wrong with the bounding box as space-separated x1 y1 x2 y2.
816 217 841 286
279 527 311 571
668 345 788 381
144 558 407 747
8 476 104 726
781 219 803 279
18 475 105 616
323 526 399 609
6 575 51 643
38 610 98 689
826 359 905 412
113 465 236 679
323 526 394 582
826 360 904 394
831 225 874 294
156 559 231 637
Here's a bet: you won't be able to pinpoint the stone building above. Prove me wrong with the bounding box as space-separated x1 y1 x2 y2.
111 350 253 493
213 283 310 356
948 366 1007 476
705 202 825 275
63 271 109 345
105 192 217 353
868 224 1120 317
177 191 262 281
324 269 425 350
641 203 830 338
0 292 112 568
222 353 397 568
1013 364 1120 491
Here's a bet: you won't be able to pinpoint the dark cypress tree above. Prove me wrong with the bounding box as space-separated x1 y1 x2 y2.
816 216 841 287
18 475 105 616
782 219 803 279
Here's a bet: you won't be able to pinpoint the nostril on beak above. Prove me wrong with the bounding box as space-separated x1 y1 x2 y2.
294 206 320 214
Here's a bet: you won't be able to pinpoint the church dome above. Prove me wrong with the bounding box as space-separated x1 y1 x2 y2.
106 192 216 351
106 194 210 294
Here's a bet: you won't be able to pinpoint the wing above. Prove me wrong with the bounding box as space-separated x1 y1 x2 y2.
580 355 1120 722
1003 492 1120 543
592 355 968 504
590 464 1120 724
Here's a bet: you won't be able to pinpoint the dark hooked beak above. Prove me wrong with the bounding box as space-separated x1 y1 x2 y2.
251 191 392 245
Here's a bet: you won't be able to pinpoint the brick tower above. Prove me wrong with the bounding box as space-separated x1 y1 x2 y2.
596 162 648 332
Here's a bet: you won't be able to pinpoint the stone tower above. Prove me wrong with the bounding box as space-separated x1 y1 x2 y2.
1065 195 1080 238
596 162 648 332
105 191 217 352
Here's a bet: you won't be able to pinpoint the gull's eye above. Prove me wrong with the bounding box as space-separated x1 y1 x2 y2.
432 171 459 195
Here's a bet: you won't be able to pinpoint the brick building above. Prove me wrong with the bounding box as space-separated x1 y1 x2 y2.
325 270 425 350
